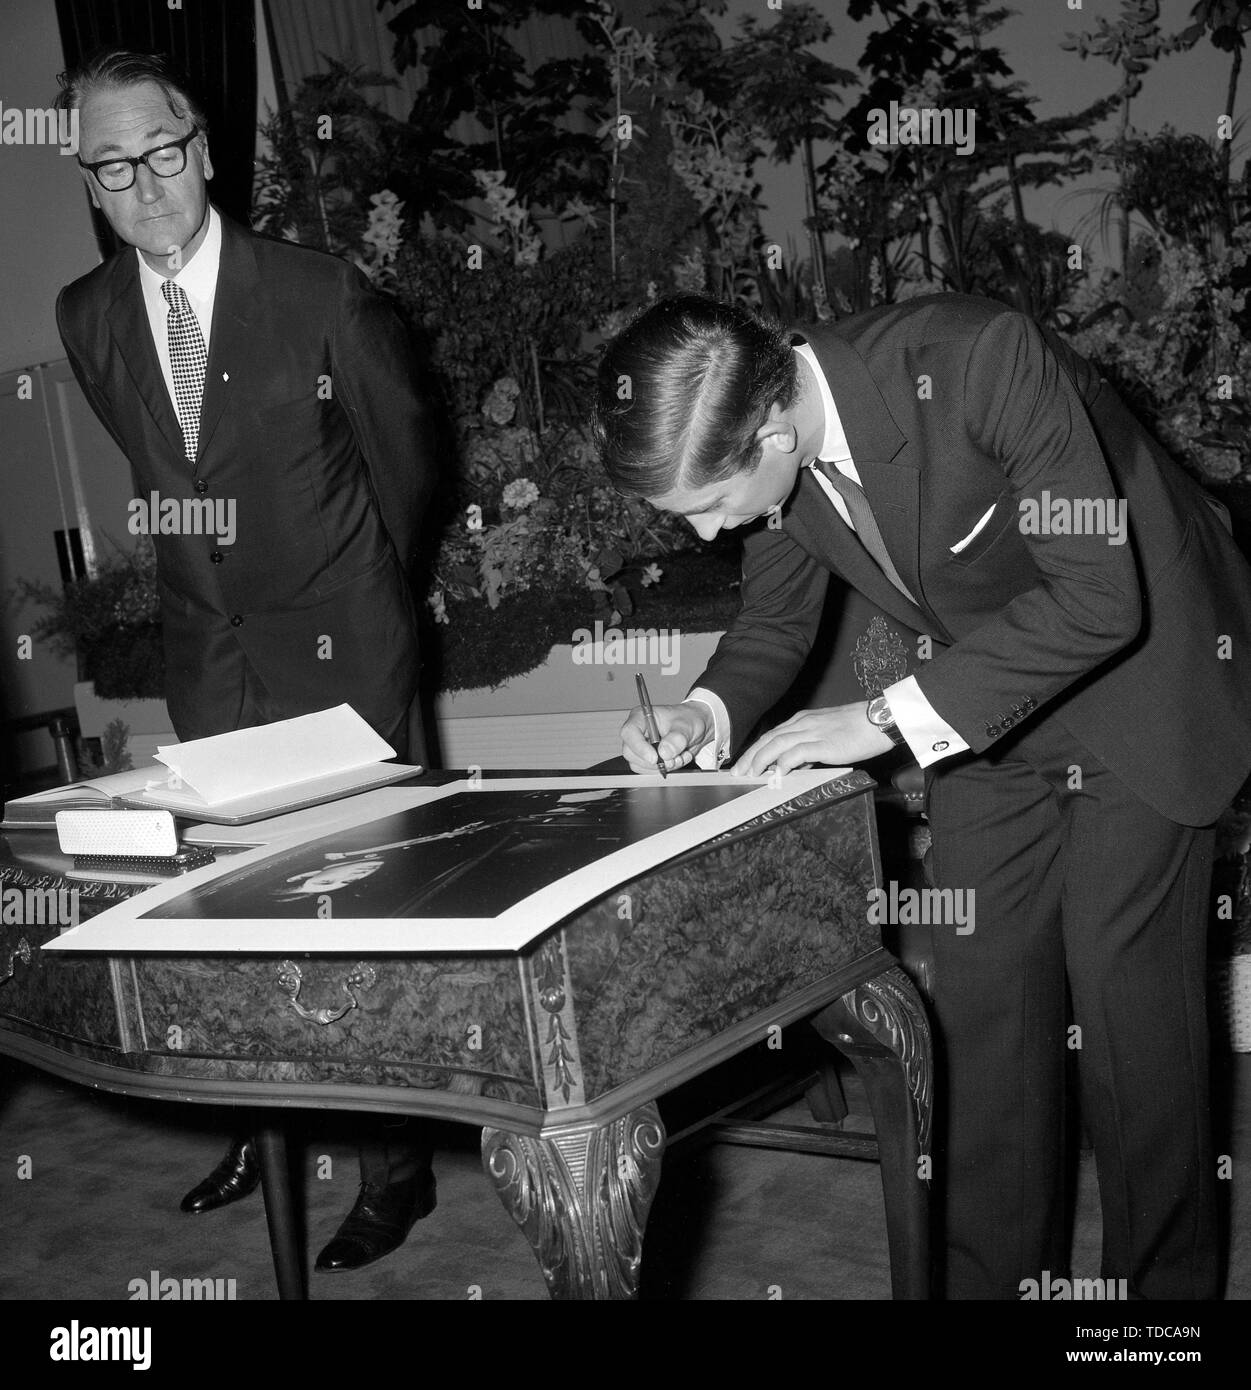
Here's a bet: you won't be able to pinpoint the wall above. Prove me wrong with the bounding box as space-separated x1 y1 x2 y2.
0 0 125 780
0 0 101 374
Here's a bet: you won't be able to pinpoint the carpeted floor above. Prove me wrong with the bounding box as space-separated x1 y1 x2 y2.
1 1053 1246 1301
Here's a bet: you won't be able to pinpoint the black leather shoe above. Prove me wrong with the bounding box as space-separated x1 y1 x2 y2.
179 1138 260 1215
314 1171 437 1273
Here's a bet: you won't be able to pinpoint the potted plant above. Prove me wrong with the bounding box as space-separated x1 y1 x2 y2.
17 538 175 765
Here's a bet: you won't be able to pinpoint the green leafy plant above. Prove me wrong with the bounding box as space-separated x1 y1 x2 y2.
76 719 134 777
394 215 612 432
1062 0 1181 274
16 540 163 701
1065 221 1251 484
253 60 425 253
1174 0 1251 197
423 373 737 691
380 0 610 223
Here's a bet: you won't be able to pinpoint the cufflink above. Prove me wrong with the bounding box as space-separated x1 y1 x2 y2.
932 740 949 752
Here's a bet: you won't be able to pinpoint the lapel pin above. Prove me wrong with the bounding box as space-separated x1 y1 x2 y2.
222 372 229 382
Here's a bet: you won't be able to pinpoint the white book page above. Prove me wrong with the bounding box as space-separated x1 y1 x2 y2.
154 704 395 806
180 785 446 846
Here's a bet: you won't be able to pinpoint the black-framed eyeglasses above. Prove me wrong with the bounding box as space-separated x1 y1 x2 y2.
78 128 201 193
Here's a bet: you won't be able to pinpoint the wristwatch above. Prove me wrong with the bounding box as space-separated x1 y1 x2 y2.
865 695 906 747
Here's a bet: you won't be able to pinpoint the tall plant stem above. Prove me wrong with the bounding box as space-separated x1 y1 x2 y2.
1118 89 1132 276
609 54 621 282
529 339 546 435
1222 42 1242 199
802 134 828 302
964 0 1036 315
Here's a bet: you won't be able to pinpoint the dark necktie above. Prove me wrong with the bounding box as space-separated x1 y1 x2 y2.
161 279 207 462
813 458 918 604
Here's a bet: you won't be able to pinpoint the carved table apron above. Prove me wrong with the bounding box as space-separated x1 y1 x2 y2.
0 770 932 1299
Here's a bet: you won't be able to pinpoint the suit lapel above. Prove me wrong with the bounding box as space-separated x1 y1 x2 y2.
104 255 186 460
785 469 933 635
794 326 942 636
195 216 260 462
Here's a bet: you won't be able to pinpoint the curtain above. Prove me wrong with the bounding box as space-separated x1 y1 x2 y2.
54 0 257 255
265 0 419 123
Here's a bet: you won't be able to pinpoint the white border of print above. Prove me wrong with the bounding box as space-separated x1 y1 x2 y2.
46 770 851 955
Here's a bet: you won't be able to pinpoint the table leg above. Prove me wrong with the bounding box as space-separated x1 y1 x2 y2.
810 965 933 1299
255 1120 306 1301
482 1103 665 1299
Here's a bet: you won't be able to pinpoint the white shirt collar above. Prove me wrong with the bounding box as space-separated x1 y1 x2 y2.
793 340 853 464
135 203 221 302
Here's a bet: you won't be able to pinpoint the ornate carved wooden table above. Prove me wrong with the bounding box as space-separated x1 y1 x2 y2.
0 770 932 1299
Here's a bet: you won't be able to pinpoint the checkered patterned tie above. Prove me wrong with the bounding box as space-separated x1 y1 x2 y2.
814 458 918 604
161 279 206 462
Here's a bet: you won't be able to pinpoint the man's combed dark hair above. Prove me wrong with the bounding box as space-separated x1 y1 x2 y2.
592 293 799 500
54 47 208 135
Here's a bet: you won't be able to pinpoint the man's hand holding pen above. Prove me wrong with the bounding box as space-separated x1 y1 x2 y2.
620 699 712 776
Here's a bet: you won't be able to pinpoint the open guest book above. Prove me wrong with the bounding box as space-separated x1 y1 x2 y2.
2 706 422 828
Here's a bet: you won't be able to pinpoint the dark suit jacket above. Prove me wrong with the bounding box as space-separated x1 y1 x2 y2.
57 212 436 748
697 294 1251 826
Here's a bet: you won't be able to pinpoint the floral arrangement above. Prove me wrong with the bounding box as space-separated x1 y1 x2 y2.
1065 223 1251 486
471 171 544 268
355 189 406 289
426 374 739 692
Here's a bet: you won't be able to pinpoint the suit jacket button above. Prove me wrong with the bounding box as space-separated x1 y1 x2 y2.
986 724 1001 738
230 614 243 627
194 479 208 494
210 550 224 564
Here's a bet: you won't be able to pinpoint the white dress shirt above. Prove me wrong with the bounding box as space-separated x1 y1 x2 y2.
687 343 969 770
136 205 222 412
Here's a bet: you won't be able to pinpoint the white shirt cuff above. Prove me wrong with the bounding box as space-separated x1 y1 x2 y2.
686 688 731 769
883 676 968 767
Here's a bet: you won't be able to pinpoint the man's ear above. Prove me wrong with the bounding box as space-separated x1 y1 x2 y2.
754 410 798 457
200 137 213 183
80 169 101 211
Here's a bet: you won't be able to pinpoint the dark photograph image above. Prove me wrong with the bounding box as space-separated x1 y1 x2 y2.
141 781 760 920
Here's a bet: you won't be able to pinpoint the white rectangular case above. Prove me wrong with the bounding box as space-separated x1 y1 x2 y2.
55 809 179 858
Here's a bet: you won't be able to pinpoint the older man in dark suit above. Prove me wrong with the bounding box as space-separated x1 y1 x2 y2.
55 49 437 1273
596 292 1251 1299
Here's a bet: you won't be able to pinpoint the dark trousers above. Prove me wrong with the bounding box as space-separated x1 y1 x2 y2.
174 622 428 768
220 658 430 1188
356 1117 431 1186
924 715 1218 1300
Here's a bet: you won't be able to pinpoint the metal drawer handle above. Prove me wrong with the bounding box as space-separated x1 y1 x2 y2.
2 938 32 985
276 960 376 1025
